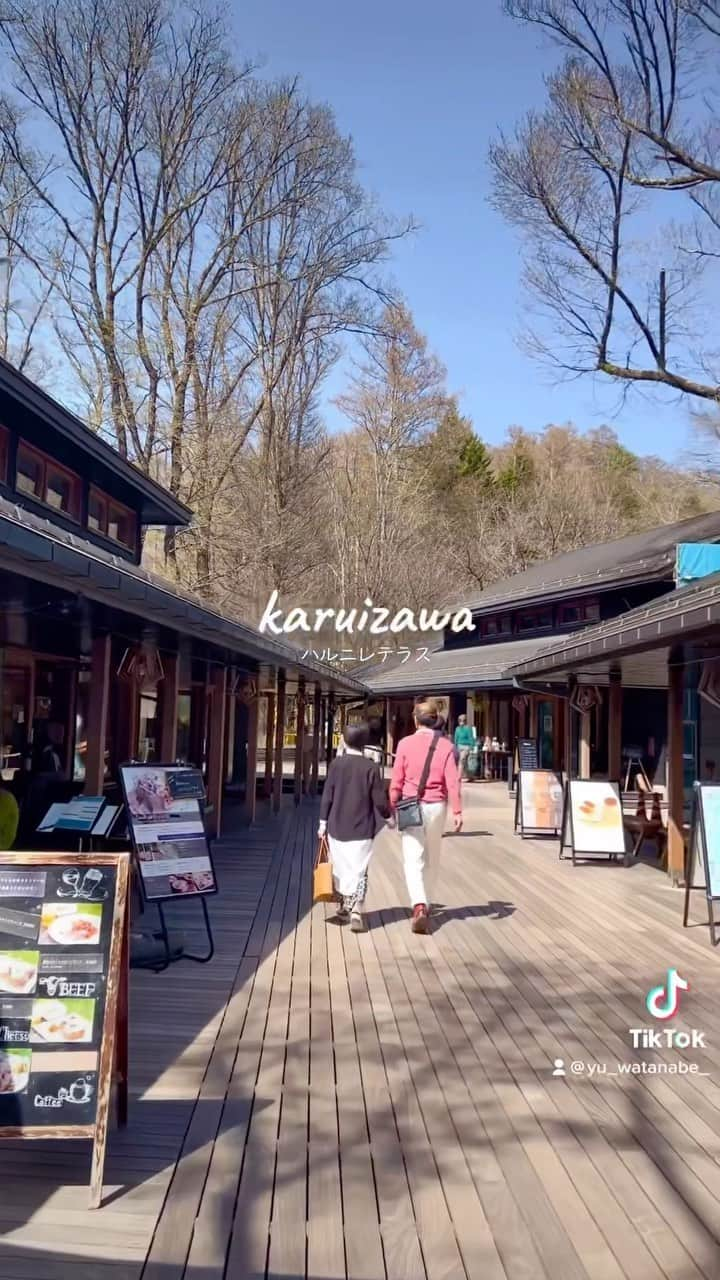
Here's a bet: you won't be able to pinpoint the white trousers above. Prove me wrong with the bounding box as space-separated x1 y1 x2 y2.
328 835 374 900
401 802 446 906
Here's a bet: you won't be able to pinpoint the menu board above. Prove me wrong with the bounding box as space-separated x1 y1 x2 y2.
564 780 626 857
515 768 563 837
120 764 216 901
518 739 538 770
0 852 129 1205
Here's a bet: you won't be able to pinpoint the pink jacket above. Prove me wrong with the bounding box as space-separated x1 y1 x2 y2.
390 728 462 815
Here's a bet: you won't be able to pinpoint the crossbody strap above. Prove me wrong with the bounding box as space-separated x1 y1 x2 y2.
416 732 441 801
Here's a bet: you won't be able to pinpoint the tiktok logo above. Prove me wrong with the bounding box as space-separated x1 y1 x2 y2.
645 968 689 1020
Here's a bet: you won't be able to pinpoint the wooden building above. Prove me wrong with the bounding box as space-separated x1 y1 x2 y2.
507 568 720 881
367 513 720 779
0 356 364 842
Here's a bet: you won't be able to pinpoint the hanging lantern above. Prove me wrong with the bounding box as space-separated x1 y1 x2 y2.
117 627 164 693
570 684 602 713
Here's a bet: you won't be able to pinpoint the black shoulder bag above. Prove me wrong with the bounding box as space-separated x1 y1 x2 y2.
395 733 440 831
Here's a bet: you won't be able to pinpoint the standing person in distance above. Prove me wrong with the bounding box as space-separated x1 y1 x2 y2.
318 721 390 932
453 713 475 781
390 697 462 934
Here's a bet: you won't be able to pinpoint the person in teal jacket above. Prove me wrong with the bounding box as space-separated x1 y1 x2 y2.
453 715 475 780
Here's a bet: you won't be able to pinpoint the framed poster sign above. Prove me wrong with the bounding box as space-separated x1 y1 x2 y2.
514 769 563 838
560 780 625 864
120 764 216 902
0 851 129 1207
518 739 538 771
683 783 720 946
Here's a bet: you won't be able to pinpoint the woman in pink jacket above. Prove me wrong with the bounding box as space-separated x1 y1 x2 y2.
389 697 462 934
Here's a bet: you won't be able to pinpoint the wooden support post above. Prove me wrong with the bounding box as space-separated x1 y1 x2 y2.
206 665 228 838
528 698 538 740
293 677 306 806
310 684 322 796
608 669 622 782
667 651 685 884
244 693 259 824
326 693 335 764
264 691 275 798
385 697 393 759
84 634 111 795
159 652 180 762
273 670 286 814
579 712 591 779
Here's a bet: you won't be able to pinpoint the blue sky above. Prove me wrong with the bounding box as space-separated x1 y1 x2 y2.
234 0 698 463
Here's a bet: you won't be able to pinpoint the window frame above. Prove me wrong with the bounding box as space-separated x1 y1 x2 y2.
88 484 137 550
0 425 8 484
15 441 81 521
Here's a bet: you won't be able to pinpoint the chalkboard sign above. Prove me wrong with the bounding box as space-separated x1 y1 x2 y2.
518 738 538 771
120 764 216 902
683 783 720 946
0 852 129 1207
560 780 626 864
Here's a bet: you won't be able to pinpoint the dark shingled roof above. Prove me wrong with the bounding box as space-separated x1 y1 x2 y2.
0 493 367 694
454 510 720 616
505 570 720 679
365 637 550 694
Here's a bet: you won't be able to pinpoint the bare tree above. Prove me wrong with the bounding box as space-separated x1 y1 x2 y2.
491 0 720 404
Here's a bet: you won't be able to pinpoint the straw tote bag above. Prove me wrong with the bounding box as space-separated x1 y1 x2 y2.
313 832 335 903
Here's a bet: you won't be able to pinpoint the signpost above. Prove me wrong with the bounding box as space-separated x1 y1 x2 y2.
0 851 129 1207
560 779 626 864
119 764 217 968
683 783 720 946
514 769 563 838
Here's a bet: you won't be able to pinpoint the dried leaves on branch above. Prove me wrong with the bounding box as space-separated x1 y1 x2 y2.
491 0 720 403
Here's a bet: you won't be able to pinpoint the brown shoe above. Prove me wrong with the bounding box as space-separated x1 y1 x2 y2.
411 904 429 934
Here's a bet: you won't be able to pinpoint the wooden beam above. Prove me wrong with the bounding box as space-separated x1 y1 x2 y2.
310 684 322 796
528 698 538 740
206 665 228 838
667 651 685 884
608 669 622 782
294 676 306 806
84 633 111 795
326 692 335 764
563 695 572 777
552 700 563 771
159 652 180 762
273 670 286 814
244 693 259 824
385 697 393 759
263 690 275 798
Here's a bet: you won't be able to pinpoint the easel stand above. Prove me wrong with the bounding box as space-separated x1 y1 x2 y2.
514 771 562 841
155 896 215 968
559 780 626 865
683 787 720 946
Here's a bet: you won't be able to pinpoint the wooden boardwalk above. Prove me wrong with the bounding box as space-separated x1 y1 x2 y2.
1 785 719 1280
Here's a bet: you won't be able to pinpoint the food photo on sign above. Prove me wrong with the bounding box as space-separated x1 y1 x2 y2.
518 769 564 832
568 781 625 854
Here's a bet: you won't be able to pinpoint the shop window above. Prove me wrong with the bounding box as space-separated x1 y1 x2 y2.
0 425 8 483
585 599 600 622
483 613 512 637
88 485 136 549
15 443 80 520
138 692 159 762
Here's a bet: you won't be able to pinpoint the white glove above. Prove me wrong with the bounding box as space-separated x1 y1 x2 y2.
317 820 327 837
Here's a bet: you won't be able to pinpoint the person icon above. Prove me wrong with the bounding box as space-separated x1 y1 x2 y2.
552 1058 566 1077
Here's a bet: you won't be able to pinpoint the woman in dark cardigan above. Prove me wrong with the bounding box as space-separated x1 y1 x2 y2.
318 721 390 931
